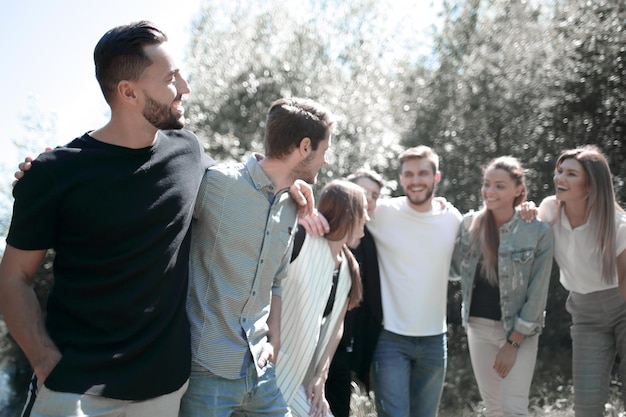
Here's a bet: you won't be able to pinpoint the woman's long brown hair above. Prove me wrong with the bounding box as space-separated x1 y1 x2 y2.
317 180 366 309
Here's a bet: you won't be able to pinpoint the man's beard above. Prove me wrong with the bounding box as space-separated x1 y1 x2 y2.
291 152 317 185
405 183 435 206
143 94 184 130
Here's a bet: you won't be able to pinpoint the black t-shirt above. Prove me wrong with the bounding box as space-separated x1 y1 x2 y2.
7 130 214 400
469 262 502 321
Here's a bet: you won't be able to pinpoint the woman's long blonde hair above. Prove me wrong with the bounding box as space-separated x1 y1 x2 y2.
470 156 527 285
553 145 624 284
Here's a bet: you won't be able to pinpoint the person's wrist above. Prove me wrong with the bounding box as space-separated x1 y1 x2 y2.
316 369 329 381
506 338 520 349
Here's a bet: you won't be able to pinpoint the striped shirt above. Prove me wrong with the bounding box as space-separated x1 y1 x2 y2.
187 154 298 379
276 233 351 411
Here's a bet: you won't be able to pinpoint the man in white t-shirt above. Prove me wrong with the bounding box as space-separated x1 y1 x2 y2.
367 146 462 417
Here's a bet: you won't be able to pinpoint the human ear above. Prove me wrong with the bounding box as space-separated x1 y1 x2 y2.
117 80 137 103
299 137 312 155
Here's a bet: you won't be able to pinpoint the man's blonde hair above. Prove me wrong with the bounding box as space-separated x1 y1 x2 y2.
398 146 439 174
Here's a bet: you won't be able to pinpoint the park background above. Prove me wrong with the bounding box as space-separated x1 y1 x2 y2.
1 0 625 415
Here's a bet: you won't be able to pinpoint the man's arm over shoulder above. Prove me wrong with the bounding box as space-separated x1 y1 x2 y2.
446 199 463 220
0 245 61 386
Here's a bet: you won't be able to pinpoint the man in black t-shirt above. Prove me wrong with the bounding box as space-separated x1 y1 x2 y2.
3 20 322 417
0 21 213 417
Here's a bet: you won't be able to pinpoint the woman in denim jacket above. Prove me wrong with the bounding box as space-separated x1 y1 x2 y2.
450 156 554 417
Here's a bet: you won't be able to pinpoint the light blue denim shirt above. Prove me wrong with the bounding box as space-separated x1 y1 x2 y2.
187 154 298 379
450 211 554 337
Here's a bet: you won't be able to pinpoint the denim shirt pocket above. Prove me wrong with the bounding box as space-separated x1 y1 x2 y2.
508 248 534 289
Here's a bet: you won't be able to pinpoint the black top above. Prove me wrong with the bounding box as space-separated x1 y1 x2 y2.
323 268 340 318
7 130 214 400
469 262 502 321
343 226 382 389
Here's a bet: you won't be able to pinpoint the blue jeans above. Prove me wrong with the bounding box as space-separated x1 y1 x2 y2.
372 330 446 417
179 362 290 417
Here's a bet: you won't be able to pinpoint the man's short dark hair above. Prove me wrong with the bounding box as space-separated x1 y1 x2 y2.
264 98 335 159
94 21 168 104
347 169 385 190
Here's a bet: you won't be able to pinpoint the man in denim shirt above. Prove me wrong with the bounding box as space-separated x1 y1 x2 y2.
182 98 335 417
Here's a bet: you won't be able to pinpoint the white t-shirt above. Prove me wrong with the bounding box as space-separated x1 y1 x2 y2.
367 197 462 336
538 198 626 294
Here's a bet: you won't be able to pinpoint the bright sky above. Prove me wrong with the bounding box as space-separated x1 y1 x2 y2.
0 0 442 172
0 0 202 167
0 0 441 234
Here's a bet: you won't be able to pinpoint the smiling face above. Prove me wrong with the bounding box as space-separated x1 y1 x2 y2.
482 167 523 214
554 157 589 205
399 157 440 212
137 43 190 130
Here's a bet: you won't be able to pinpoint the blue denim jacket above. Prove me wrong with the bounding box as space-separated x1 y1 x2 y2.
450 211 554 337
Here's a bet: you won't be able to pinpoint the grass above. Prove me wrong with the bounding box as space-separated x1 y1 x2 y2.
2 328 625 417
348 386 625 417
345 343 626 417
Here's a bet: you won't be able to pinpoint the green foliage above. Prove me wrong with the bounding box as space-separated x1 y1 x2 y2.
182 3 626 410
548 0 626 203
184 0 428 186
403 0 625 211
3 0 625 414
403 2 626 409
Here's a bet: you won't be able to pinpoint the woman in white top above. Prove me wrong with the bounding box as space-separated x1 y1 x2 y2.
532 145 626 416
277 179 368 417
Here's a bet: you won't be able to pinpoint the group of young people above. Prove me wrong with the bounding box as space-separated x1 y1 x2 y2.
321 145 625 417
0 19 625 417
0 20 338 417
